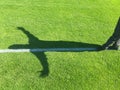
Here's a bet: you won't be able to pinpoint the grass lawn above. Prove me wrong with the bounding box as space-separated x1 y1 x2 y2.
0 0 120 90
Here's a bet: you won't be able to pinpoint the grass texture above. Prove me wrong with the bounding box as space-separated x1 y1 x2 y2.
0 0 120 90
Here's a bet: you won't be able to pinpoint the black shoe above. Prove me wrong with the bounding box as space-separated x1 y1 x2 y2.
101 45 109 50
109 45 119 50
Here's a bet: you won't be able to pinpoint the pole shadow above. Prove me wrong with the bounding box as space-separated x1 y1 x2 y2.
9 27 101 77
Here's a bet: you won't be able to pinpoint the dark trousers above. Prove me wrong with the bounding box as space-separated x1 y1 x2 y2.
103 35 120 48
103 17 120 49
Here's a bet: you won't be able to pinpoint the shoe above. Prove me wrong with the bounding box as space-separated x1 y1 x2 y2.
109 45 119 50
104 47 109 50
101 45 109 50
115 46 119 50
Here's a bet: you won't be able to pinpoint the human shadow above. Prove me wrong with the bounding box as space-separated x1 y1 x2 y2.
9 27 101 77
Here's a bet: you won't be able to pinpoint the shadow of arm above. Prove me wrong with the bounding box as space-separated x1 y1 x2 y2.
8 44 29 49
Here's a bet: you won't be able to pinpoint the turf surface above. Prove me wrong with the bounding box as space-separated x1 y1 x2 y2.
0 0 120 90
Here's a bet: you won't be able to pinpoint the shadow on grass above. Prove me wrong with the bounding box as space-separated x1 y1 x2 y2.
9 27 101 77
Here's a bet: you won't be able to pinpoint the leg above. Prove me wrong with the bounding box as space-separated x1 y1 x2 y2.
108 38 120 50
102 36 115 50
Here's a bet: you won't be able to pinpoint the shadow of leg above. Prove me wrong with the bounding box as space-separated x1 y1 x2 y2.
32 52 49 77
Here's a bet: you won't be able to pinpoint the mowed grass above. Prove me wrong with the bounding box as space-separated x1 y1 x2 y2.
0 0 120 90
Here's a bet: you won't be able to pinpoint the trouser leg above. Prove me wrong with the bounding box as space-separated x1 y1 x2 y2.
108 38 120 49
102 36 115 48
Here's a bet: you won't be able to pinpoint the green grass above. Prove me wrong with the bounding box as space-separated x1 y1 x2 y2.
0 0 120 90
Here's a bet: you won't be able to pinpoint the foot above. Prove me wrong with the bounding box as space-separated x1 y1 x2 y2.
101 44 109 50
